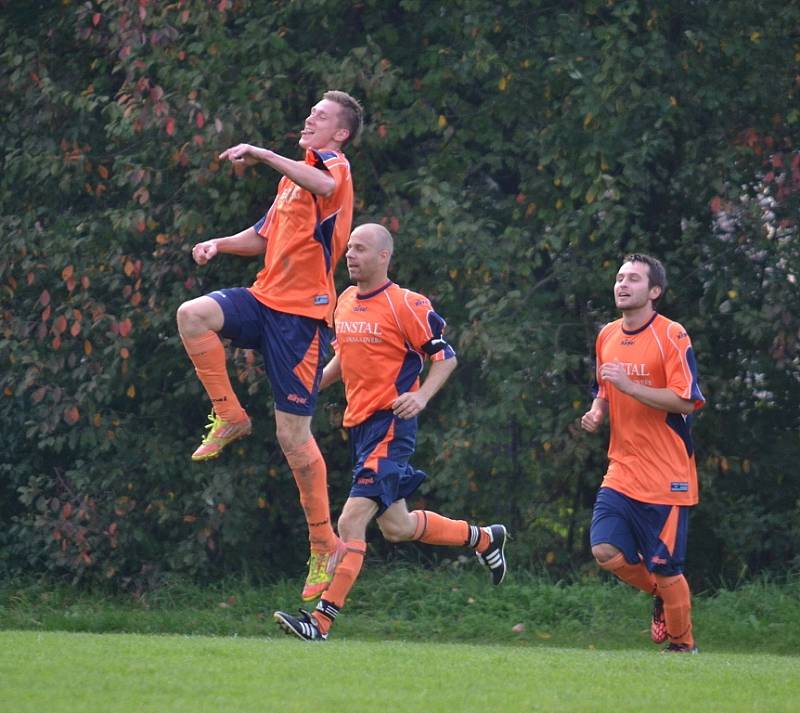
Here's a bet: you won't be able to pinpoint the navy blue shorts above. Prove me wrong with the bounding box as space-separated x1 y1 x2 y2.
208 287 331 416
348 410 427 516
590 487 690 576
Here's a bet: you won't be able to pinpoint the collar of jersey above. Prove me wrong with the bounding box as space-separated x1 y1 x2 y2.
356 281 393 300
621 311 658 335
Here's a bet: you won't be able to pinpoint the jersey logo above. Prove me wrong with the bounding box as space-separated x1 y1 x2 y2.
277 184 304 207
338 321 383 335
619 362 650 377
620 338 635 346
313 295 330 305
670 482 689 492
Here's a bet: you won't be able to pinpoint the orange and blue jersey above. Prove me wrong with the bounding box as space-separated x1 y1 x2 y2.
250 148 353 326
333 281 456 428
594 312 705 506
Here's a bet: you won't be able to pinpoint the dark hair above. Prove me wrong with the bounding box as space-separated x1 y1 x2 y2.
623 253 667 305
323 90 364 148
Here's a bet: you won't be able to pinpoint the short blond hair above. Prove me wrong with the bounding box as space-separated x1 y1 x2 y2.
323 90 364 148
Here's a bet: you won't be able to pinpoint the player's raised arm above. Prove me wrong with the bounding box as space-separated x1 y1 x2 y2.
219 144 336 197
219 94 359 197
191 226 266 265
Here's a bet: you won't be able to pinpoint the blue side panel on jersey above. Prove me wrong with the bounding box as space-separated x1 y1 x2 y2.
666 412 694 457
395 351 424 395
314 211 336 273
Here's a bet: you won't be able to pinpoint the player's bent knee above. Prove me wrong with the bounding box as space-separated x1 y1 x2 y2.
276 424 313 455
176 298 217 334
337 514 366 542
592 543 620 565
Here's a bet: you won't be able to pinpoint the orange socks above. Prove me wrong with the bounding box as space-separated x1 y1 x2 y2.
656 574 694 646
284 438 336 554
313 540 366 635
410 510 468 546
182 331 246 422
410 511 491 551
598 552 658 595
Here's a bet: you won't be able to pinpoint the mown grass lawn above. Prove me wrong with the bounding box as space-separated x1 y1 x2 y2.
1 629 798 713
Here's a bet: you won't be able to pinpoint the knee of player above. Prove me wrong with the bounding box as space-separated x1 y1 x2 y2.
175 300 193 326
275 418 313 454
276 425 302 454
592 543 619 564
176 299 208 332
337 512 366 542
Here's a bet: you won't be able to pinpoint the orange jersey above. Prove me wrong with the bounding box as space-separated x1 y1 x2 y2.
333 282 456 427
249 148 353 326
594 313 705 506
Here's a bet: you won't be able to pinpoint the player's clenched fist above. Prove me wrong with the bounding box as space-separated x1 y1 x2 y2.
581 408 605 433
192 239 218 265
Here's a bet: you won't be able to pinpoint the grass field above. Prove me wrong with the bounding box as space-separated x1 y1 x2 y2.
2 569 799 711
2 629 798 713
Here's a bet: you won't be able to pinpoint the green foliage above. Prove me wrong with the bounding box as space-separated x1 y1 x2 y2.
3 568 800 654
1 0 799 586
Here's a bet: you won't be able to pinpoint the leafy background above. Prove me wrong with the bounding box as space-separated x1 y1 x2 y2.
2 0 799 590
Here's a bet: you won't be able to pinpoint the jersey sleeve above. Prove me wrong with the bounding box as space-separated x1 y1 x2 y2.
309 149 350 211
664 321 705 410
398 290 456 362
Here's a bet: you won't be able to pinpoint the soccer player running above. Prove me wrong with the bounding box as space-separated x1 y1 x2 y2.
581 254 705 653
176 91 364 601
274 223 509 641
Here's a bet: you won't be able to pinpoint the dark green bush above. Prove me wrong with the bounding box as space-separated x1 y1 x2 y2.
1 0 798 588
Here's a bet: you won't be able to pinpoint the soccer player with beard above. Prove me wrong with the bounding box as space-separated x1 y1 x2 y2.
581 254 705 653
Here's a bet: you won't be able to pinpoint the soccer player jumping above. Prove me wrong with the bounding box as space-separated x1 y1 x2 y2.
176 91 363 601
274 223 508 641
581 254 705 653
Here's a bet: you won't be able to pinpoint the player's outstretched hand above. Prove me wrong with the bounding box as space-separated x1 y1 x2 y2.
192 239 218 266
219 143 262 166
392 392 428 420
